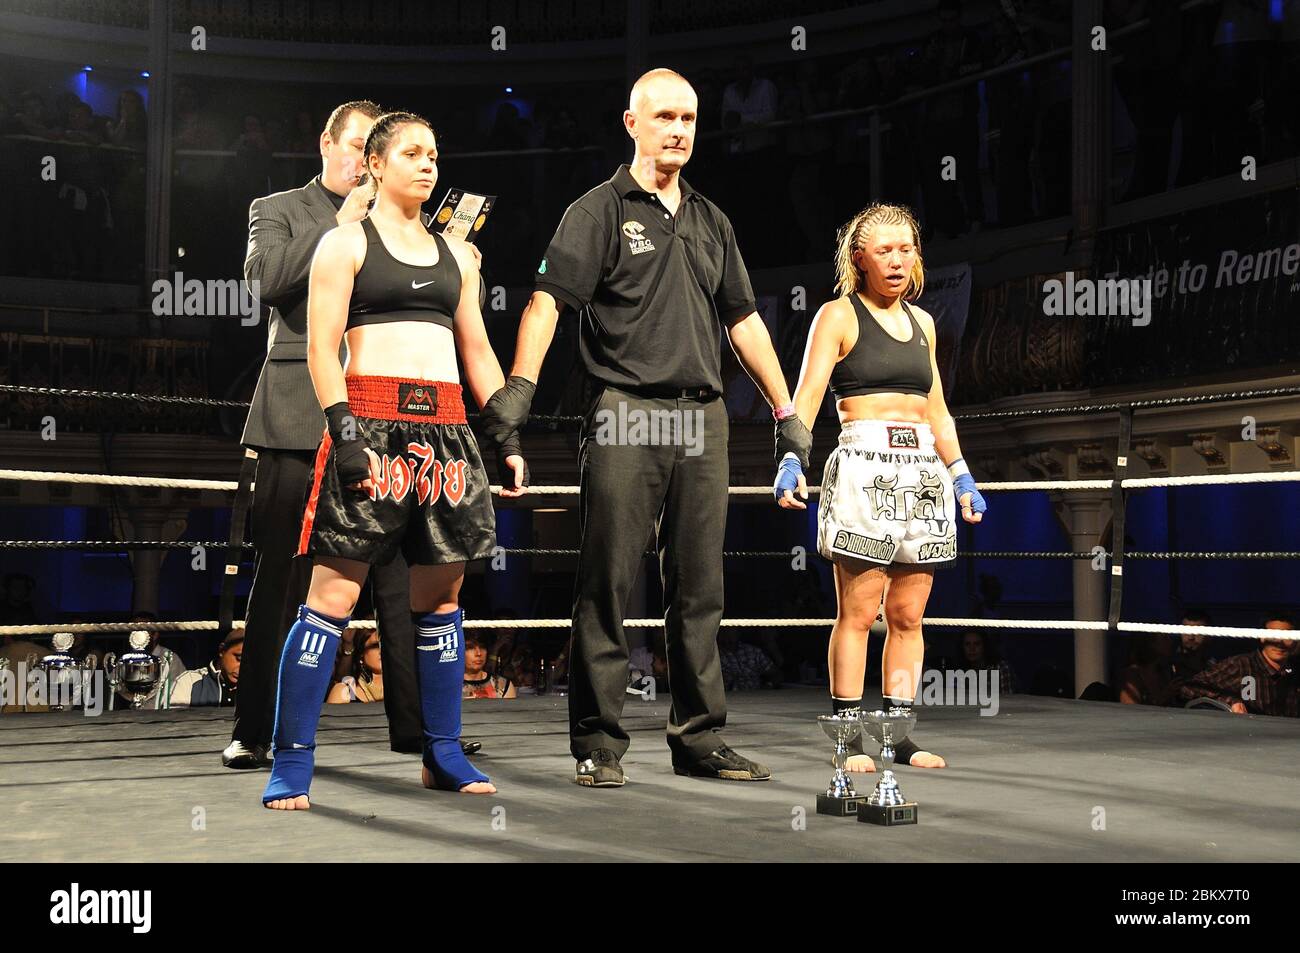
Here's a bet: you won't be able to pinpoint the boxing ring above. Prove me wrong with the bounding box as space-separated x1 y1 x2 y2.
1 382 1298 861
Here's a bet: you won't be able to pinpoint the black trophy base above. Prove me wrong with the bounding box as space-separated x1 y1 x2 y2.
816 794 868 817
858 801 919 826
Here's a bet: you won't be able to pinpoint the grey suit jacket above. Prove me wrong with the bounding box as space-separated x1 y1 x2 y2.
240 177 437 451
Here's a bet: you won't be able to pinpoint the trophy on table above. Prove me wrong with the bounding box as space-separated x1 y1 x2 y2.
816 713 869 816
103 630 160 710
858 708 919 826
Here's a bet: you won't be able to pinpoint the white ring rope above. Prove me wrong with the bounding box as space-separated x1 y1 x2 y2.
4 469 1297 495
3 617 1293 641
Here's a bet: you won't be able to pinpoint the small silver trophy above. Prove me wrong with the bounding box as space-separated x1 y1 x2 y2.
37 632 78 712
858 708 919 826
816 714 869 816
103 630 160 710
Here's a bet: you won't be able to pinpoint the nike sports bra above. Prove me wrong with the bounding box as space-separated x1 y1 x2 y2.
347 217 461 331
829 295 933 399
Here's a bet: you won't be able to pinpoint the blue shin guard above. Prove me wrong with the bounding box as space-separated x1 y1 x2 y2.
262 605 346 804
414 608 490 790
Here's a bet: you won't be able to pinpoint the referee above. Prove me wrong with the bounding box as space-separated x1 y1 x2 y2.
479 68 811 786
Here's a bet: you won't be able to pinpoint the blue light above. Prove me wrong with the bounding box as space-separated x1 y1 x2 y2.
505 86 513 93
141 70 150 78
1269 0 1282 22
82 64 92 71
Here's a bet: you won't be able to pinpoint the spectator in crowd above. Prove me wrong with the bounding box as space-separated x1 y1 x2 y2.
959 630 1017 695
718 630 779 692
172 633 242 707
1178 614 1298 717
106 89 148 147
463 632 516 699
0 572 39 625
14 90 54 137
327 629 384 704
289 109 317 153
629 630 669 695
61 100 104 146
1117 632 1174 706
1170 609 1217 681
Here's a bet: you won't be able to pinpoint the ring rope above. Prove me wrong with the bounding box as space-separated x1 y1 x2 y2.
6 382 1299 422
2 617 1293 641
5 470 1296 495
3 541 1296 561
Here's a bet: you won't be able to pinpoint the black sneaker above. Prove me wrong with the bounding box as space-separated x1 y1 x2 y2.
673 744 772 781
574 748 625 787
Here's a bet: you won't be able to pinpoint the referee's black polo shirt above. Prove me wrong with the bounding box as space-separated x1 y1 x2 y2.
535 163 756 397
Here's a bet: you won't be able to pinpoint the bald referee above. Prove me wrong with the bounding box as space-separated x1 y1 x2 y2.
478 68 812 787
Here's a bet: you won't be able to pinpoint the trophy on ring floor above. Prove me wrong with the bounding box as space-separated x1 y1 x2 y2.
103 630 159 710
816 713 869 816
858 708 919 826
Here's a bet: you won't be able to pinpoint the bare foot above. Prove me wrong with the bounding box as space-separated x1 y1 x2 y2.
422 764 497 795
905 750 946 769
264 795 310 810
845 754 876 773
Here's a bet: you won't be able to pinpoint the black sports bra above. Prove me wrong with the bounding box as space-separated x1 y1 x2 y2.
347 217 461 331
829 295 933 400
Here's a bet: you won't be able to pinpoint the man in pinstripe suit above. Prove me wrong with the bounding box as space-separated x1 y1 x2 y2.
223 100 436 767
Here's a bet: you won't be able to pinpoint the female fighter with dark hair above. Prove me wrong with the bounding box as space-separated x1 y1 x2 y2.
262 111 527 809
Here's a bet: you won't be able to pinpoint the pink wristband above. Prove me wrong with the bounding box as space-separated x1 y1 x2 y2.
773 403 798 421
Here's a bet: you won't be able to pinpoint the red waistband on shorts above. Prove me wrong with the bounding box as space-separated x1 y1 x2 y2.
344 376 466 424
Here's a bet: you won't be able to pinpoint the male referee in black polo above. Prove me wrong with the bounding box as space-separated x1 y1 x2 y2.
479 68 812 786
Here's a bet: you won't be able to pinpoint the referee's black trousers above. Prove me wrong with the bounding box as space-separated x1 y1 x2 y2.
568 387 730 761
231 447 422 749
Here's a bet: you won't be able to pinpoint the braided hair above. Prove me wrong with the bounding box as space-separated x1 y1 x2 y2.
832 203 925 300
362 110 435 180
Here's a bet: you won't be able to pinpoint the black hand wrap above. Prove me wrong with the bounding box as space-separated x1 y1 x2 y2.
479 377 535 488
774 415 813 469
479 375 536 443
325 401 371 486
496 430 530 490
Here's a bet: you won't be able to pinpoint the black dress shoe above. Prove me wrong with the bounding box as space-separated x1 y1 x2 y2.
574 748 625 787
222 740 271 769
391 738 482 756
672 744 772 781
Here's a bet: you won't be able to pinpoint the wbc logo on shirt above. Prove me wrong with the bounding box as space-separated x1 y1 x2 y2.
622 220 656 256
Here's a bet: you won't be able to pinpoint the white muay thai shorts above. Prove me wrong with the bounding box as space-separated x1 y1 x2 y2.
816 420 957 567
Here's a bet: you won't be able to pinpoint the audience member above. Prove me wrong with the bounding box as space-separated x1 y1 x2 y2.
1178 614 1298 717
327 629 384 703
1117 632 1174 706
463 632 516 699
719 630 779 692
959 630 1017 694
172 632 241 707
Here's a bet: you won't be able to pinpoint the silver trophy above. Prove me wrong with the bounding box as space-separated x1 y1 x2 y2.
858 708 919 826
816 714 869 816
37 632 79 712
103 630 160 710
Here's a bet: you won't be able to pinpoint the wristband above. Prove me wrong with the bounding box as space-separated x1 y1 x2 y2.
947 457 970 479
773 403 798 422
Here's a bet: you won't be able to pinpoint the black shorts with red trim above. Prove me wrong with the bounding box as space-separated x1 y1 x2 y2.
297 376 496 566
